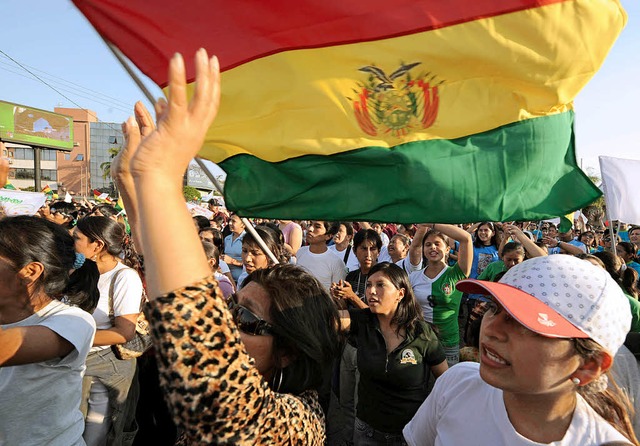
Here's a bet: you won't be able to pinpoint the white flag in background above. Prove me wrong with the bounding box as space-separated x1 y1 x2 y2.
599 156 640 225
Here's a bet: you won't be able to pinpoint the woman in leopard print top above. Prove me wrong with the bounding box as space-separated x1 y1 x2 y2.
113 49 341 445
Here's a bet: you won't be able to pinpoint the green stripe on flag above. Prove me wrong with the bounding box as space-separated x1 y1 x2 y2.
221 111 601 223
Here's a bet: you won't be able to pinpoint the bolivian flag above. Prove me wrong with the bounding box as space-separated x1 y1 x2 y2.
73 0 623 222
42 184 53 195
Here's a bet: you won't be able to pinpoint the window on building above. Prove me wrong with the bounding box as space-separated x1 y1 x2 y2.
13 169 57 181
64 153 71 161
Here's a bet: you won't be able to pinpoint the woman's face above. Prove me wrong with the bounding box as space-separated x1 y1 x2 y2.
242 242 269 274
355 239 379 272
229 215 245 235
479 301 581 396
366 271 404 317
234 281 276 378
617 244 631 263
630 229 640 245
333 224 350 245
423 234 448 264
502 251 524 270
72 228 99 259
387 237 408 263
477 224 494 245
579 232 595 246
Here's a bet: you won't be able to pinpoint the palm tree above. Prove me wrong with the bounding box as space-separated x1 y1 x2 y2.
100 146 122 180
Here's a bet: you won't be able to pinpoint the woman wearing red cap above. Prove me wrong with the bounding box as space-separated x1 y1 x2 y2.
404 254 638 445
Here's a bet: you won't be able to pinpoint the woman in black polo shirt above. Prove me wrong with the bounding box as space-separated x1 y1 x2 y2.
338 262 448 445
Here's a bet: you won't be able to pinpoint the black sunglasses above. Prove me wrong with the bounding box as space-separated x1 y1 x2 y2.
227 293 276 336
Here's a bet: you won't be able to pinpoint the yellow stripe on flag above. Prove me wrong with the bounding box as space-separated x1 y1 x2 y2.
170 0 625 163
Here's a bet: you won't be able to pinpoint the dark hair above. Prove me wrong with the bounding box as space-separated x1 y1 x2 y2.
390 233 411 248
501 242 525 259
199 227 223 251
573 338 639 445
75 216 127 258
242 225 290 265
629 226 640 237
65 259 100 312
201 240 220 265
353 229 382 251
329 222 354 238
592 251 639 298
193 215 211 230
473 222 498 248
243 264 341 395
618 242 638 263
420 229 450 264
91 204 118 219
368 262 424 336
0 216 96 304
49 201 78 229
578 231 597 249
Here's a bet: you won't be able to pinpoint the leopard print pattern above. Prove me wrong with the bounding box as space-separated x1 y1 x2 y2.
148 275 326 445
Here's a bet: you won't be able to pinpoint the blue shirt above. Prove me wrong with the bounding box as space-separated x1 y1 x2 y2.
224 231 245 281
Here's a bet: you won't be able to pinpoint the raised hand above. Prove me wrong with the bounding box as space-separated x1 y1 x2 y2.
128 49 220 182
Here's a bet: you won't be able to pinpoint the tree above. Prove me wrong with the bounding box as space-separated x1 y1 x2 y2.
183 186 201 202
100 146 122 180
582 169 605 227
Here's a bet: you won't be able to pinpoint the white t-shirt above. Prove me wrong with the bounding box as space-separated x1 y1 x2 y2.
91 262 143 352
296 246 347 291
403 362 630 446
409 268 447 323
328 244 360 272
377 245 392 263
0 300 96 446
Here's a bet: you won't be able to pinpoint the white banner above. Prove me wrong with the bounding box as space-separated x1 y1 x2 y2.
599 156 640 225
0 189 47 216
186 202 213 219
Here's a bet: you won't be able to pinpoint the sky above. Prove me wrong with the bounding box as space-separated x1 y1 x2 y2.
0 1 638 178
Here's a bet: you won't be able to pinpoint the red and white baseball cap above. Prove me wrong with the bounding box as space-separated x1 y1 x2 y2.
457 255 631 354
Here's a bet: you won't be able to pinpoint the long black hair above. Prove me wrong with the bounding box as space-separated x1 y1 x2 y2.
242 225 290 265
75 216 140 270
473 222 498 248
0 216 99 308
368 262 424 336
243 264 341 395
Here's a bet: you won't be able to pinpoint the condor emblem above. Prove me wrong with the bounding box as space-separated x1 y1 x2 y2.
400 348 417 365
351 62 442 137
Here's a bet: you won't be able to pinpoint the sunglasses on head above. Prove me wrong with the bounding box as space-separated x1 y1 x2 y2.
227 293 276 336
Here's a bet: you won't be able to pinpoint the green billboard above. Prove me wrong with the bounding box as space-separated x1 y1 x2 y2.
0 100 73 151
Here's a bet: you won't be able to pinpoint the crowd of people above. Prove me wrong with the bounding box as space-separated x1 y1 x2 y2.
1 50 639 446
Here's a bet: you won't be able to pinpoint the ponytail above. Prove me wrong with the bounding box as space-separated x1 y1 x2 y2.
65 259 100 313
574 338 639 445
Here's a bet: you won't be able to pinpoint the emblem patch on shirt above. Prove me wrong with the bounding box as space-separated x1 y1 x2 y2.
400 348 417 365
442 283 452 295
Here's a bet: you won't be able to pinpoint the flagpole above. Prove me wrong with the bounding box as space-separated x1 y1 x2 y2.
104 38 279 265
193 159 278 264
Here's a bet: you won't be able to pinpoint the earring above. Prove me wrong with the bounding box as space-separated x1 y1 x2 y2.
571 377 581 385
91 254 98 262
271 368 284 393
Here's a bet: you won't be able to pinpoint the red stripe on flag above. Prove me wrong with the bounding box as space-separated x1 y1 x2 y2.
73 0 568 87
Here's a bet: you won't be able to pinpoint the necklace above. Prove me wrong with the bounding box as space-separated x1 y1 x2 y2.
355 271 368 300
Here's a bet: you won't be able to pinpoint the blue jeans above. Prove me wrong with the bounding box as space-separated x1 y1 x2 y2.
353 418 407 446
81 348 137 446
